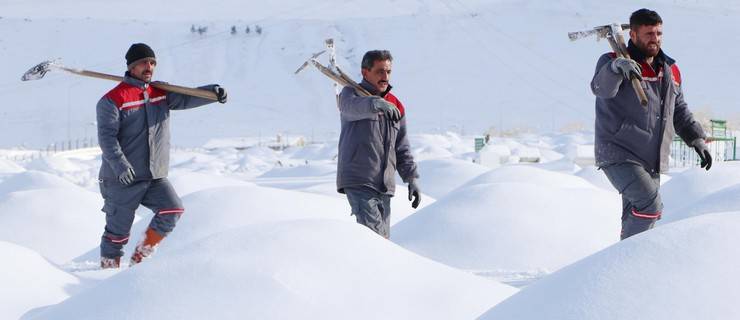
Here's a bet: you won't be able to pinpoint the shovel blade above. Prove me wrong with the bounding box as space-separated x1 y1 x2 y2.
21 60 59 81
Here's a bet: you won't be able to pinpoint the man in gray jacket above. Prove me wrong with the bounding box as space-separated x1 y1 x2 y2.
97 43 227 268
592 9 711 240
337 50 420 239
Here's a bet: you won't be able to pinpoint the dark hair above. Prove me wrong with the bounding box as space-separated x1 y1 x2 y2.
361 50 393 70
630 8 662 29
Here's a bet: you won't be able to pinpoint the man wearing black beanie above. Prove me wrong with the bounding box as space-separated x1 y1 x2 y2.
96 43 228 268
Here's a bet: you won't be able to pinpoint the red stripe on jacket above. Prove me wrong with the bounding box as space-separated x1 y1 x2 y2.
104 82 168 110
607 52 681 85
384 92 405 117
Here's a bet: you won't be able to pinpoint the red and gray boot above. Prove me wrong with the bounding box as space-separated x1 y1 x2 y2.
130 228 165 266
100 256 121 269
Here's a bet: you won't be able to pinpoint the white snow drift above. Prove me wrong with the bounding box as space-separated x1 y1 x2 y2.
392 165 621 272
0 241 79 320
31 220 516 320
0 172 104 265
479 212 740 320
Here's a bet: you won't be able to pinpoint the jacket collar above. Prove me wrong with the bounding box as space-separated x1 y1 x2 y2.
627 40 675 66
123 71 150 89
360 79 392 97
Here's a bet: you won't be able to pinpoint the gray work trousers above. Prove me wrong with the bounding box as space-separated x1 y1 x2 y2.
99 178 184 258
345 187 392 239
602 162 663 240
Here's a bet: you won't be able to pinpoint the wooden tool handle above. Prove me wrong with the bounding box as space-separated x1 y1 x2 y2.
60 67 218 100
151 82 218 100
610 33 648 107
629 77 648 106
310 60 372 97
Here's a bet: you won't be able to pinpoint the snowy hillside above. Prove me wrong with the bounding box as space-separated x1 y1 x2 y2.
2 0 740 147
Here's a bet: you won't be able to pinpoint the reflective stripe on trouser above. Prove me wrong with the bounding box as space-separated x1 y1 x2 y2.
99 178 183 258
602 162 663 240
344 187 392 239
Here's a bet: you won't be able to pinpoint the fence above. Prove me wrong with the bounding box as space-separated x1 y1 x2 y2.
670 136 737 168
669 119 737 168
0 137 98 162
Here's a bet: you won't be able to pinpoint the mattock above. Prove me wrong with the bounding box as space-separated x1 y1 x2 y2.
569 23 648 108
294 41 372 97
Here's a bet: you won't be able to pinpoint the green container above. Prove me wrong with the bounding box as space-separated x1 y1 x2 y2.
475 137 486 153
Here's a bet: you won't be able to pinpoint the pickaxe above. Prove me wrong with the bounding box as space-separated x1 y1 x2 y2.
294 47 372 97
569 23 648 107
21 59 219 100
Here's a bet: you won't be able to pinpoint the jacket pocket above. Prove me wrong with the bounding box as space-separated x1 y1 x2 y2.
613 121 652 152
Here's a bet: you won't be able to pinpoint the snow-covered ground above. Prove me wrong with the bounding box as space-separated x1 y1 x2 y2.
2 0 740 319
2 130 739 319
479 211 740 320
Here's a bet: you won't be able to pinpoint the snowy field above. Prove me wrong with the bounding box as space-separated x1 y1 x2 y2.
2 131 740 319
2 0 740 319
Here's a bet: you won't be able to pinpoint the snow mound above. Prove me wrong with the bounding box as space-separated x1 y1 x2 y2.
157 185 354 251
258 162 336 178
283 143 337 161
169 151 227 174
392 173 620 271
410 133 472 161
167 171 253 196
293 181 434 226
661 163 740 214
0 170 82 196
33 220 516 320
416 158 490 198
0 188 104 264
574 166 614 190
0 241 79 320
463 165 596 190
479 212 740 320
663 183 740 224
413 144 455 161
26 155 84 174
0 158 25 174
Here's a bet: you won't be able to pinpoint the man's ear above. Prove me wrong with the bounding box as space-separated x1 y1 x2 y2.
629 28 637 40
361 68 369 78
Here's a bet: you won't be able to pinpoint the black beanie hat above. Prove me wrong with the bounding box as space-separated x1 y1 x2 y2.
125 43 156 68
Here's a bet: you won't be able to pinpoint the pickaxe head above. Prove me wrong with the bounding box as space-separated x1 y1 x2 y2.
294 50 327 75
21 59 62 81
568 23 631 42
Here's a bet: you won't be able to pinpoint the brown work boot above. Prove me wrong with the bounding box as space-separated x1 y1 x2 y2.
100 256 121 269
129 228 165 267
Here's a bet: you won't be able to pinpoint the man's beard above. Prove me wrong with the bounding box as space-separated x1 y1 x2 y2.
638 40 660 57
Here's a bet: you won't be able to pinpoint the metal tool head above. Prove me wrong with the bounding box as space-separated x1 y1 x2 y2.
568 23 630 42
294 50 327 75
21 59 62 81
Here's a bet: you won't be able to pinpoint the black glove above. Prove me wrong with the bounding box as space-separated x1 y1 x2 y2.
213 85 227 104
118 167 136 186
692 139 712 171
372 97 401 122
408 179 421 209
611 57 643 81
